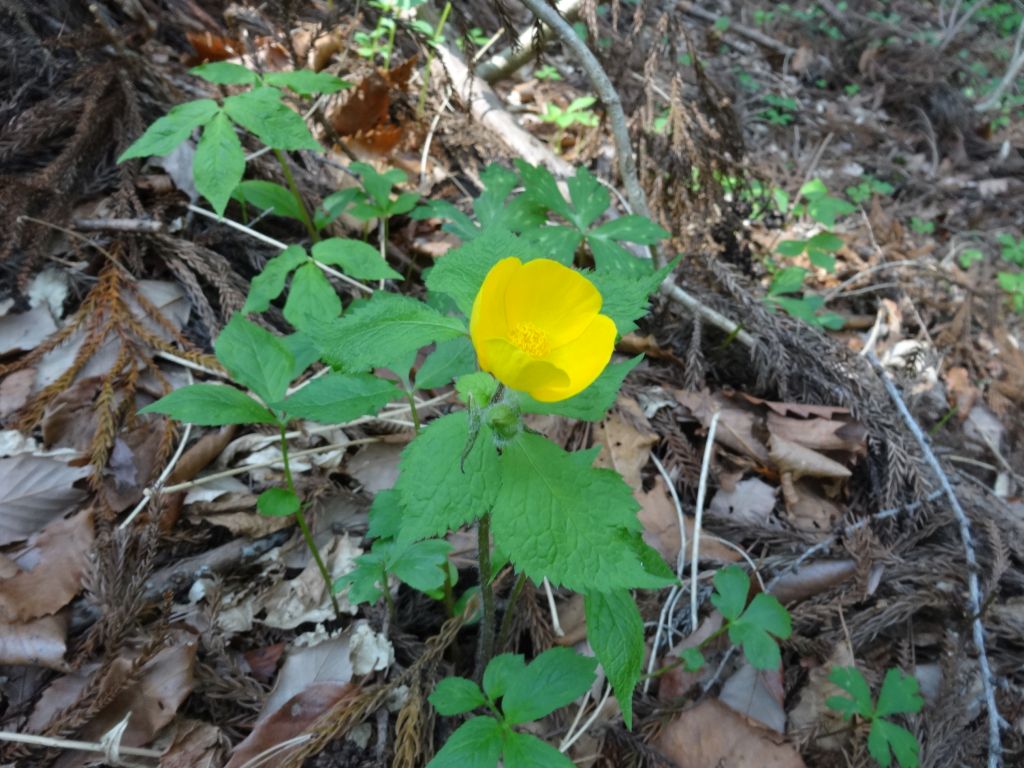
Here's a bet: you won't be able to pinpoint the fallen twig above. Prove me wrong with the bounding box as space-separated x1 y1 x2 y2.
477 0 582 83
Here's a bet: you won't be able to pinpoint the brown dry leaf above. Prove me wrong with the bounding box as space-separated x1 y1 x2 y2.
944 366 978 420
0 611 68 669
780 478 844 533
244 642 285 683
0 508 94 622
656 699 806 768
766 413 867 455
769 435 851 481
788 643 856 750
707 477 780 528
675 390 771 465
346 441 404 493
0 368 35 417
594 396 658 488
768 560 857 604
27 662 106 732
0 454 91 545
659 613 726 701
160 719 226 768
0 306 58 354
638 476 740 565
736 394 850 420
720 663 787 733
262 633 354 717
262 536 361 629
185 31 243 64
226 682 359 768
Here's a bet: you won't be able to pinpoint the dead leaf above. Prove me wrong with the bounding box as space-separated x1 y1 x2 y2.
262 535 361 629
226 682 359 768
186 31 243 64
0 509 94 621
346 441 403 493
0 611 68 669
638 476 739 565
767 560 857 604
944 366 978 421
720 663 787 733
656 699 806 768
27 662 104 732
675 390 771 465
594 396 658 488
159 719 226 768
766 413 867 455
788 643 855 750
659 613 726 702
780 479 844 533
707 477 780 528
769 435 851 481
0 454 91 545
0 368 35 417
262 633 354 717
736 394 850 420
244 642 285 683
0 306 58 354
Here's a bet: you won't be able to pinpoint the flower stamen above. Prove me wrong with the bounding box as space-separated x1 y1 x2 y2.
509 321 551 358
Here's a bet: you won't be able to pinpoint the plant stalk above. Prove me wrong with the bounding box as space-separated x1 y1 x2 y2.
273 149 320 243
475 513 496 680
496 571 528 652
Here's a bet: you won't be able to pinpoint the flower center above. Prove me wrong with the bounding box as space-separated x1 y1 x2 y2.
508 321 551 358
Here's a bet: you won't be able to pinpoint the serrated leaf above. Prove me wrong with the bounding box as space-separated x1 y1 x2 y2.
234 180 304 222
214 315 295 404
194 111 245 215
588 237 651 275
826 666 875 719
520 356 641 421
709 565 750 621
808 195 856 226
492 433 672 593
223 87 321 151
500 648 597 725
274 372 400 423
740 593 792 640
515 160 573 220
335 552 385 605
588 260 672 336
367 489 403 540
518 225 583 266
428 719 503 768
567 166 609 229
243 245 308 314
281 331 321 379
455 372 498 406
429 677 487 716
425 227 523 316
283 262 341 333
139 383 277 425
257 487 300 517
502 731 575 768
768 266 808 296
482 654 526 702
875 669 924 718
808 249 837 272
312 238 402 280
264 69 350 95
190 61 258 85
395 412 501 541
388 539 452 592
870 719 920 768
585 589 644 728
474 163 547 234
590 215 669 244
416 337 477 390
310 292 466 371
118 99 219 161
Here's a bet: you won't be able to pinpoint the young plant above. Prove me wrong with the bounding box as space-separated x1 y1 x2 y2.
347 162 421 271
827 666 924 768
534 64 563 81
540 95 600 152
777 231 844 273
846 175 894 205
761 93 799 125
428 648 597 767
765 265 844 330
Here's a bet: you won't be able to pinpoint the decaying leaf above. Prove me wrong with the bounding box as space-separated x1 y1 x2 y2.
638 476 739 566
0 612 68 669
261 535 361 629
675 390 771 465
767 560 857 604
788 643 856 750
159 719 226 768
0 454 91 545
595 396 658 488
769 435 852 481
720 663 787 733
708 477 780 528
262 632 355 717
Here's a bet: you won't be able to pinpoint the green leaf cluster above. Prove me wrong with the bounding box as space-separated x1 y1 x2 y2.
428 648 597 768
827 666 923 768
710 566 792 670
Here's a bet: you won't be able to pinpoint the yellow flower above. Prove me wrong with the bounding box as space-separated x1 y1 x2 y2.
470 257 617 402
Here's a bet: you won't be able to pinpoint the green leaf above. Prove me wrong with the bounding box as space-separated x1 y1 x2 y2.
351 162 406 208
310 292 466 371
425 227 522 316
806 231 844 252
585 589 644 728
492 433 673 592
590 215 669 244
281 331 321 379
283 262 341 333
869 719 920 768
519 225 583 266
118 99 220 161
190 61 258 85
567 166 610 229
456 372 499 406
473 163 547 234
776 239 807 257
588 237 651 275
482 654 526 702
234 180 304 222
264 70 350 96
807 195 856 226
520 356 641 421
194 111 245 215
808 249 837 272
243 245 309 314
416 337 477 390
388 539 452 592
710 565 750 621
875 669 924 718
274 372 400 423
257 487 300 517
427 716 503 768
740 593 792 640
314 188 360 230
768 266 807 296
799 178 829 199
222 87 321 151
139 383 277 425
429 677 487 716
367 489 403 540
214 315 295 404
335 552 385 605
680 647 705 672
729 622 782 670
502 731 575 768
826 666 875 719
395 412 501 541
588 260 673 336
312 238 402 280
501 648 597 725
515 161 573 220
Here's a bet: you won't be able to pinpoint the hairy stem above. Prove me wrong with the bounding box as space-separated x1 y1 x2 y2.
280 426 341 618
496 571 528 652
273 149 320 243
475 513 496 680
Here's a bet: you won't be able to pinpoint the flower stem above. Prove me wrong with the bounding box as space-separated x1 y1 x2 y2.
474 512 496 681
406 388 421 432
280 426 341 619
496 571 527 652
273 148 319 244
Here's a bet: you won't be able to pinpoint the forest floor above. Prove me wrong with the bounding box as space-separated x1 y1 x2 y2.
1 1 1023 767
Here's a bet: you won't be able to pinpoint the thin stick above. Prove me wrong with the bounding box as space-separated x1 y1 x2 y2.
0 730 161 759
690 411 721 631
121 421 193 529
867 353 1004 768
559 684 612 753
542 577 565 637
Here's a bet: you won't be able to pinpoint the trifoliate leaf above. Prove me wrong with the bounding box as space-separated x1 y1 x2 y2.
139 384 277 425
242 245 309 314
741 593 792 641
482 654 526 702
519 356 641 421
194 111 245 215
309 293 466 371
826 666 875 720
585 589 644 728
768 266 808 296
869 719 920 768
214 315 294 404
427 717 503 768
500 648 597 725
776 239 807 257
589 215 669 244
283 262 341 332
190 61 258 85
312 238 402 280
274 372 400 424
416 337 477 390
502 731 575 768
118 99 220 161
709 565 750 622
875 668 924 718
257 487 300 517
429 677 487 716
492 433 672 592
222 87 321 151
395 412 501 542
234 180 305 222
263 69 351 96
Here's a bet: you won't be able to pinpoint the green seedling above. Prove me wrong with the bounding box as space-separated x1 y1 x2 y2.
541 96 600 152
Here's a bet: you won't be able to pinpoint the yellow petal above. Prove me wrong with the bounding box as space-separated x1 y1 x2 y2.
482 338 570 396
504 259 602 347
470 257 521 372
530 313 617 402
